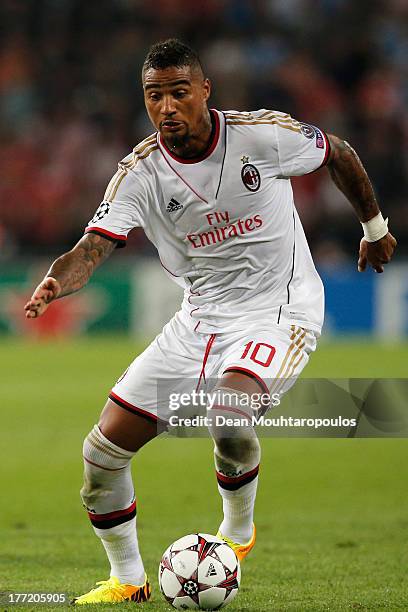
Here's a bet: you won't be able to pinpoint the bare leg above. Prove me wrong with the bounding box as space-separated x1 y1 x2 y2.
98 399 160 452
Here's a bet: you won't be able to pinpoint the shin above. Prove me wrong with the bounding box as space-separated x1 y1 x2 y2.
208 387 261 543
81 425 145 585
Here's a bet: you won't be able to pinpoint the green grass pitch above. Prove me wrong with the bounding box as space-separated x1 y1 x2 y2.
2 337 408 611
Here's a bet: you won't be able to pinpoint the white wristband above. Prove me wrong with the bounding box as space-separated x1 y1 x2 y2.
361 212 388 243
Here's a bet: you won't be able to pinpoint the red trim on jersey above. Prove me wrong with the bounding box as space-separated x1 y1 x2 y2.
88 500 136 522
85 227 127 241
160 151 209 203
223 366 270 395
159 258 180 278
159 109 220 164
196 333 217 390
189 287 202 318
109 391 166 424
216 464 259 484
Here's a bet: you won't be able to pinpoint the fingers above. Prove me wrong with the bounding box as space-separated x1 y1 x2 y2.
358 238 367 272
24 297 49 318
24 277 61 319
387 232 397 249
360 233 397 273
24 299 50 318
357 255 367 272
367 256 385 273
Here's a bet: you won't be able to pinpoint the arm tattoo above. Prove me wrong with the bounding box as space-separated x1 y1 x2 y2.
327 135 379 221
46 233 116 297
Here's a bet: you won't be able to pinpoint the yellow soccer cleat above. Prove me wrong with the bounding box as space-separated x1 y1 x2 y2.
217 524 256 562
72 575 151 605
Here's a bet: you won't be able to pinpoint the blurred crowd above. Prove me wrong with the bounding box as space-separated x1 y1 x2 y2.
0 0 407 264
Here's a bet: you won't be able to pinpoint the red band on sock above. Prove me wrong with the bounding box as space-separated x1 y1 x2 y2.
88 500 137 529
216 465 260 490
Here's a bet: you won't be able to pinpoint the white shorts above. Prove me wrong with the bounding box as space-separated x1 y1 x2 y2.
109 311 317 425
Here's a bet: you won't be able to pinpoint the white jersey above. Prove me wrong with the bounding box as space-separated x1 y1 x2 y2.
86 109 330 335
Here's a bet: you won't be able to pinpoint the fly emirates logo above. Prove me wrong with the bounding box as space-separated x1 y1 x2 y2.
187 210 263 249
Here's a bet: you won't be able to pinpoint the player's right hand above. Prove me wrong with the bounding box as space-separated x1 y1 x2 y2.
24 277 62 318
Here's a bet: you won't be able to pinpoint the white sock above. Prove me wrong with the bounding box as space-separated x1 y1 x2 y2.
208 387 261 544
218 477 258 543
95 517 145 585
81 425 145 586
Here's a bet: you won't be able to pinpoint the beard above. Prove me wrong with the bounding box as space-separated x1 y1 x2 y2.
162 130 190 152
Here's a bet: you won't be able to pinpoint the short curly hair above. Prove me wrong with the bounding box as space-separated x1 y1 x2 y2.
143 38 203 74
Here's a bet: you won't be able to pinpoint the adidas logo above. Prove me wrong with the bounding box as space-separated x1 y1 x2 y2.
205 563 217 577
166 198 183 213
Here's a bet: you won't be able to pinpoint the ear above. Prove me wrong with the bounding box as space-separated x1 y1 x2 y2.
203 78 211 101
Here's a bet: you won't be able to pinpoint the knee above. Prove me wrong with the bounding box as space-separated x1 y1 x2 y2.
80 433 109 509
80 468 105 510
214 436 261 465
80 425 133 509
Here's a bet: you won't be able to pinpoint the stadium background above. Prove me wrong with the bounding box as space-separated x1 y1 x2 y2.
0 0 407 339
1 1 407 610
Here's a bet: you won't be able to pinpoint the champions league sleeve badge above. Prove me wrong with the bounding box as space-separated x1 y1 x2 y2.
90 201 110 224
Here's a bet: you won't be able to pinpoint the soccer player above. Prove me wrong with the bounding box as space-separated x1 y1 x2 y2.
25 39 396 604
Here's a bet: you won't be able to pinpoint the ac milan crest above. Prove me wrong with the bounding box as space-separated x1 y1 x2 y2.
241 163 261 192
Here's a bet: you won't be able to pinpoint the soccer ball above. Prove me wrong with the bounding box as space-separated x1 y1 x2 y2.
159 533 241 610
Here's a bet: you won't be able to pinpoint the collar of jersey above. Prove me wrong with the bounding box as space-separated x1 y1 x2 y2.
158 109 220 164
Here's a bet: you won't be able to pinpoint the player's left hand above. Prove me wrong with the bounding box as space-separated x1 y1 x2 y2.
358 232 397 273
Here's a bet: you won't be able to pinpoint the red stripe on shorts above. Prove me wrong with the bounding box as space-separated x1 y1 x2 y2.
196 333 217 390
109 391 167 424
